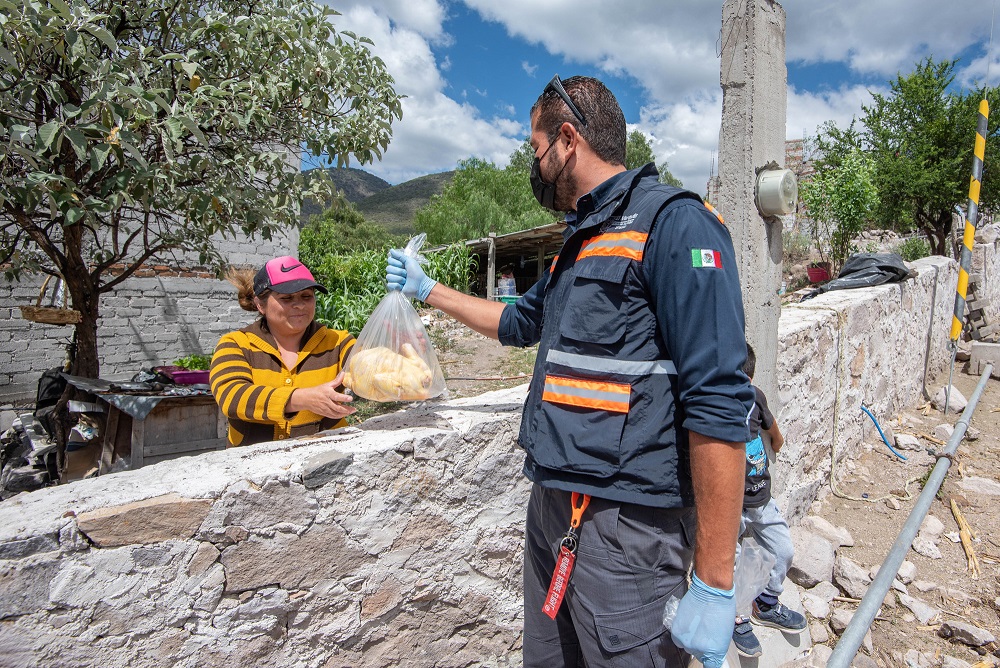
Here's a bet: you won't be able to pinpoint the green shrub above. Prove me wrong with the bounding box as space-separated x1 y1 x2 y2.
313 242 478 336
897 236 931 262
782 232 812 263
424 242 478 293
173 354 211 370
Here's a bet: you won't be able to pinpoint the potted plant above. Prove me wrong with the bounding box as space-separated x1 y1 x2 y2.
168 354 211 385
807 261 832 283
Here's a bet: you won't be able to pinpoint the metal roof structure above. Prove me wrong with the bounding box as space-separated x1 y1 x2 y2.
427 222 567 299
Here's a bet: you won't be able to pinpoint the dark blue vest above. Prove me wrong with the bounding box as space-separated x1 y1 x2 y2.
520 166 705 508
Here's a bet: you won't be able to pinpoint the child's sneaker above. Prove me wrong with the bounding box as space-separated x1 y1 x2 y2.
751 599 807 632
732 619 762 657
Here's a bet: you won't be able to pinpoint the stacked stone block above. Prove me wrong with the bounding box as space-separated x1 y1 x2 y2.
0 388 530 667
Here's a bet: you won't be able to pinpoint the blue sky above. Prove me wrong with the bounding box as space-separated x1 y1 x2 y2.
318 0 999 192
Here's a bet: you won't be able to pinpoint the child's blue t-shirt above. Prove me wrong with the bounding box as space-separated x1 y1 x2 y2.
744 385 774 508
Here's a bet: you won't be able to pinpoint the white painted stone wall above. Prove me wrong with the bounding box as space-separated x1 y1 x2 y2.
770 251 989 520
0 245 997 666
0 388 530 667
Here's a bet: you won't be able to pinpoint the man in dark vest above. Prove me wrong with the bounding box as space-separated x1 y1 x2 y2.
387 75 753 668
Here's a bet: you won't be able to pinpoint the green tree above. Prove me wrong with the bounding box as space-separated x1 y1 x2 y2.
625 129 656 170
800 149 878 272
0 0 402 379
415 155 557 244
814 58 1000 256
625 129 683 186
300 199 403 272
657 161 683 187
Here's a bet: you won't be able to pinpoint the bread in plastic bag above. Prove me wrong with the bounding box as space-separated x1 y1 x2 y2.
343 235 447 402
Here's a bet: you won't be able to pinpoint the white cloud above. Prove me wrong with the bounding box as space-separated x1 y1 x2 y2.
320 0 990 190
786 84 881 141
463 0 722 102
328 0 447 41
785 0 993 77
637 94 723 193
325 3 524 183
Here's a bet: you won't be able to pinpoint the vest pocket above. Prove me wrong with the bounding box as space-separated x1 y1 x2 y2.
558 262 628 346
532 378 628 476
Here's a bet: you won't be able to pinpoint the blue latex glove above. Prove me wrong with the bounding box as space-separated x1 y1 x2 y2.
669 573 736 668
386 249 437 301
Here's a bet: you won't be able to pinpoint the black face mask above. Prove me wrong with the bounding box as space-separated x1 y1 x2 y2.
530 140 568 211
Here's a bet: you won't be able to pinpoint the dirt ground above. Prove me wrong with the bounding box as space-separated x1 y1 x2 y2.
813 363 1000 666
400 310 1000 666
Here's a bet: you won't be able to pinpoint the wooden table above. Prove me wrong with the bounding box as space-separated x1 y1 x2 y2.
63 375 226 474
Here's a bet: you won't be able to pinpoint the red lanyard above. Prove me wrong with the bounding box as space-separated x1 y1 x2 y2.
542 492 591 619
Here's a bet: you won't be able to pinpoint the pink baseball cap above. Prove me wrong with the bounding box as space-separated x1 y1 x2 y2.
253 256 327 295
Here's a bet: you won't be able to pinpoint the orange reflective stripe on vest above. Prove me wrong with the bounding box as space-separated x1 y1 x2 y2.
542 375 631 413
704 202 725 225
549 254 560 273
576 231 648 262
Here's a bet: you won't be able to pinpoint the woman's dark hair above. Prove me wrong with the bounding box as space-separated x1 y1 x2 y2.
530 76 626 166
743 343 756 379
225 266 262 312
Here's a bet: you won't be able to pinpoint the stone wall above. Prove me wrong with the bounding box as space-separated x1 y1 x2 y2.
771 246 1000 520
0 245 997 666
0 388 530 667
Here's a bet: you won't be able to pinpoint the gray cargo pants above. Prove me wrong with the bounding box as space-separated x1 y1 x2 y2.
522 484 696 668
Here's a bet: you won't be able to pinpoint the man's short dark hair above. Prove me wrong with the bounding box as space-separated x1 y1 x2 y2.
743 343 756 379
531 76 626 166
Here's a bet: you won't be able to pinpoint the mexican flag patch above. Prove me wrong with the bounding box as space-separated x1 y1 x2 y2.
691 248 722 268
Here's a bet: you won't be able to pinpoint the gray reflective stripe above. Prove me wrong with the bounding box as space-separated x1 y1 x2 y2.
546 349 676 375
543 380 627 402
582 237 645 252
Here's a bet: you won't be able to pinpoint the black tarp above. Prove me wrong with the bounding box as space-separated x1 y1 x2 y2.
801 253 917 301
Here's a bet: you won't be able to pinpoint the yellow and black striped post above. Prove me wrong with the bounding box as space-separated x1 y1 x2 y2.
946 99 990 414
950 99 990 344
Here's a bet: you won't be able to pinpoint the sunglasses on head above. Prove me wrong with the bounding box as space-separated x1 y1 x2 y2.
544 75 587 127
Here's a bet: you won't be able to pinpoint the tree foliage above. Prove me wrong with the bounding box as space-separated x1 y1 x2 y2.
625 129 656 171
300 198 403 270
0 0 402 377
415 132 686 245
415 153 558 245
625 129 682 185
800 149 878 272
813 58 1000 256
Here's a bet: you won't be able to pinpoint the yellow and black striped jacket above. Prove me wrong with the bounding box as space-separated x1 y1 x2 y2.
210 319 355 447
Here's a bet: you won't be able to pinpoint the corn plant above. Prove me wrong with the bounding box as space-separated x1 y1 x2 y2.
424 242 478 293
313 241 478 336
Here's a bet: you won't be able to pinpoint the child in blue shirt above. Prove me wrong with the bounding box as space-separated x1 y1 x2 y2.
732 344 807 657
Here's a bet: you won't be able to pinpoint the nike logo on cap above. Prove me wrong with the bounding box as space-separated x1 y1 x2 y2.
280 263 303 273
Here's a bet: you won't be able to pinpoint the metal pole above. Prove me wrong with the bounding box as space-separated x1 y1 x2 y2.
827 363 993 668
947 100 989 347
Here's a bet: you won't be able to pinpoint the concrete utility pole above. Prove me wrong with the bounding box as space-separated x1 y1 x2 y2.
716 0 787 402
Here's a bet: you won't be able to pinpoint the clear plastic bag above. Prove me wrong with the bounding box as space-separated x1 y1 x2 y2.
343 235 447 402
733 536 776 617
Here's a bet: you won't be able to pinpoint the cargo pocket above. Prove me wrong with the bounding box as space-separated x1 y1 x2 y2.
559 261 629 351
531 377 629 476
593 584 683 654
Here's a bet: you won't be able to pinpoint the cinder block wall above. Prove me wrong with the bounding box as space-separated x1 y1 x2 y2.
0 228 296 427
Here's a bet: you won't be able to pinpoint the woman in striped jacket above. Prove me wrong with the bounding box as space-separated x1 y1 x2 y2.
210 256 356 447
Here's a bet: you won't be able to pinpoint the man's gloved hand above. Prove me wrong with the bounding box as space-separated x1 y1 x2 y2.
669 573 736 668
386 249 437 301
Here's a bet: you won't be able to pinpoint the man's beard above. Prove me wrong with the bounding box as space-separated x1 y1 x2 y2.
547 150 578 212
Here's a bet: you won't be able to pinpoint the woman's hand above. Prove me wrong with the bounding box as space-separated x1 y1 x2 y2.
286 372 356 420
